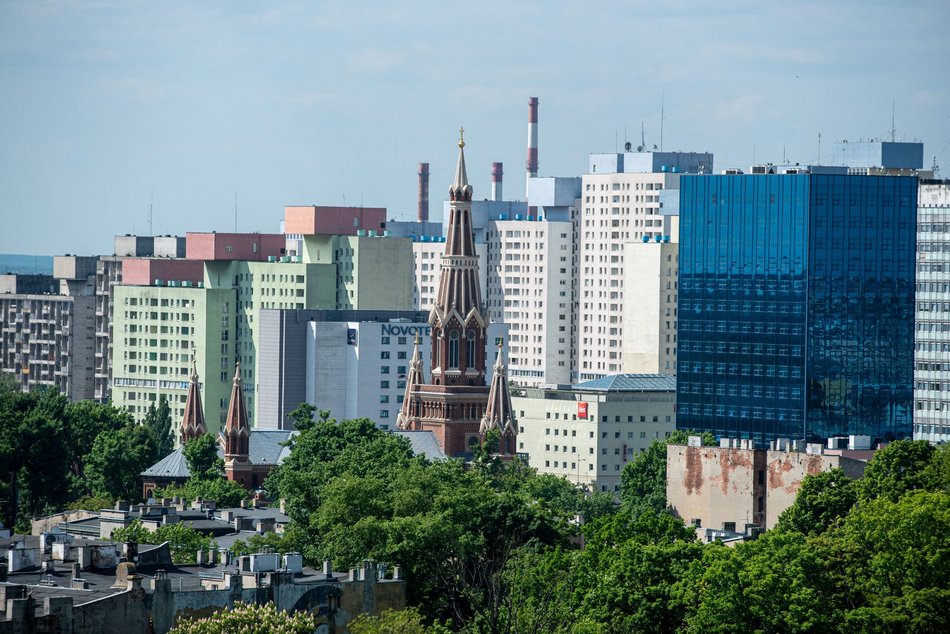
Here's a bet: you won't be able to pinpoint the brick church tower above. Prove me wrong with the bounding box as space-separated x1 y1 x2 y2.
397 131 517 458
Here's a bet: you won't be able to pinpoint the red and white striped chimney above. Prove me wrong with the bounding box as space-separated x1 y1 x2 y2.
491 162 503 202
526 97 539 199
417 162 430 223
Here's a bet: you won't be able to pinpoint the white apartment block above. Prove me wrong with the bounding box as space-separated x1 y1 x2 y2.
622 241 678 375
577 151 711 381
411 238 487 313
485 219 574 387
513 374 676 493
914 179 950 443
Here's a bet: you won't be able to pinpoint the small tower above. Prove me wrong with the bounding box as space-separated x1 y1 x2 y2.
480 340 517 456
222 362 251 485
397 335 424 430
179 358 207 445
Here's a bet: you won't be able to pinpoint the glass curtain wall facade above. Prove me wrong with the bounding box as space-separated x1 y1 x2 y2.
677 174 916 443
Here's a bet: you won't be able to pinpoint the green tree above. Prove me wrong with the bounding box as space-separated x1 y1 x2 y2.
286 402 319 431
858 439 937 502
620 430 715 518
62 400 131 480
85 424 159 501
0 388 71 529
157 477 247 508
183 433 222 480
110 519 213 564
349 607 440 634
169 601 316 634
775 468 859 536
143 394 174 457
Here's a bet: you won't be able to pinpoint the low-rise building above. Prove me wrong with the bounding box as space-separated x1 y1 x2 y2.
666 436 870 534
513 374 677 493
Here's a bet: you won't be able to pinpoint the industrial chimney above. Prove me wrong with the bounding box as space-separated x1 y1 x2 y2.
491 162 503 202
417 162 430 223
526 97 539 199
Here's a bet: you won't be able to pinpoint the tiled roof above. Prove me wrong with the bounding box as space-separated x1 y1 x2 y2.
392 430 447 461
573 374 677 393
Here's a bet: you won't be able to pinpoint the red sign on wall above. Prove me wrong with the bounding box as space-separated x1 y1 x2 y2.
578 402 588 419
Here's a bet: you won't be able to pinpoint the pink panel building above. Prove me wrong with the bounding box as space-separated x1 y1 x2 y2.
121 258 205 286
284 206 387 236
185 233 285 261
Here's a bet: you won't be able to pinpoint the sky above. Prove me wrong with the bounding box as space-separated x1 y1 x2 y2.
1 0 949 256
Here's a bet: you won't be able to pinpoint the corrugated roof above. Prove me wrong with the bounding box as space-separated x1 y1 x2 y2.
392 430 447 461
573 374 677 392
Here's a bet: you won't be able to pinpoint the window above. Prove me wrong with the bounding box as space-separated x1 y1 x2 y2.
379 410 390 418
449 331 460 368
381 366 390 374
466 330 476 369
380 395 389 403
381 351 391 359
381 380 390 389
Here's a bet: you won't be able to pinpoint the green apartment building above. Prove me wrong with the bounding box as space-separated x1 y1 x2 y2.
111 233 413 434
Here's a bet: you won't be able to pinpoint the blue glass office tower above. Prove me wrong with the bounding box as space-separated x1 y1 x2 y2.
676 173 916 443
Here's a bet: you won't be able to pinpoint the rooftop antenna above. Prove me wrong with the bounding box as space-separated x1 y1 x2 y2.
640 121 645 152
660 90 665 152
890 99 896 142
932 155 940 177
783 145 787 164
817 132 821 164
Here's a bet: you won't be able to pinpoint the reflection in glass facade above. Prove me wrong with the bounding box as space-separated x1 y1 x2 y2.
677 174 916 443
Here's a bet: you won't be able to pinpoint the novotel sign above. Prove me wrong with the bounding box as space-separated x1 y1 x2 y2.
381 324 432 337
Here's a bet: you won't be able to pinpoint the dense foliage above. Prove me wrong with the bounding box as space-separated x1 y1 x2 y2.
169 601 316 634
264 422 950 633
157 434 247 507
109 518 213 564
0 375 166 530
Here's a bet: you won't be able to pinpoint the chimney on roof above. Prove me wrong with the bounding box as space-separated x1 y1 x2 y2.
418 163 430 223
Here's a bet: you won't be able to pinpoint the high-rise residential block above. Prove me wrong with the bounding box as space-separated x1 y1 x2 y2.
577 151 712 381
677 172 917 444
622 240 678 375
913 178 950 443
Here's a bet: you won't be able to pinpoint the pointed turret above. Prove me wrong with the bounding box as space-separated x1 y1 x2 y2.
448 128 473 203
223 362 250 462
179 358 206 445
480 340 517 454
397 335 424 430
430 129 488 387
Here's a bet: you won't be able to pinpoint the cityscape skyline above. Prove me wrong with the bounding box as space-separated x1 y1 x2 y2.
2 0 949 256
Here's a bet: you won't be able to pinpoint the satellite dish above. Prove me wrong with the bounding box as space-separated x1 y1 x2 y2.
624 141 632 152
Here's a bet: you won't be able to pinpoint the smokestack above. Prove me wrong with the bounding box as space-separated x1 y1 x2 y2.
526 97 539 199
417 162 430 223
491 162 503 202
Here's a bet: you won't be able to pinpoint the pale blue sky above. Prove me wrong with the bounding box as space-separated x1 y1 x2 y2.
2 0 948 255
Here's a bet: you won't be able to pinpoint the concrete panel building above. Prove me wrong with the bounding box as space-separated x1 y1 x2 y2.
513 374 676 493
111 284 234 431
412 238 488 313
666 439 868 532
0 292 96 400
185 232 286 262
577 151 711 381
622 240 678 375
914 179 950 443
485 218 574 386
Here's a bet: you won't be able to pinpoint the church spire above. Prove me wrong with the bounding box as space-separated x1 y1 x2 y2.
449 127 473 202
223 362 249 461
179 357 206 445
397 335 424 430
480 340 517 454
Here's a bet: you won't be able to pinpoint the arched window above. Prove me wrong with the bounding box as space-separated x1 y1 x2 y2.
466 330 476 369
449 331 460 368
